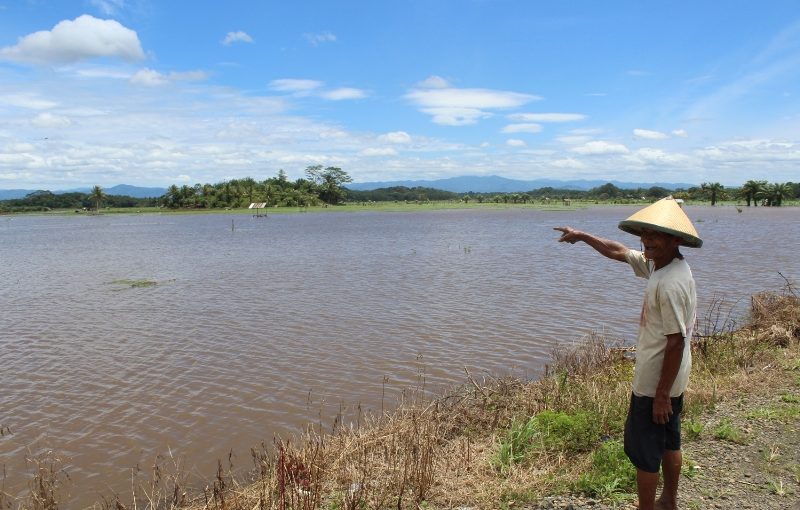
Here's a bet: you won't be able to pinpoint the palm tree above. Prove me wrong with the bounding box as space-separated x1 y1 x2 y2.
701 182 724 206
740 180 766 207
765 182 792 206
90 185 107 212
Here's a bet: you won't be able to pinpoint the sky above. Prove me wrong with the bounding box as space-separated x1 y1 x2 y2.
1 0 799 190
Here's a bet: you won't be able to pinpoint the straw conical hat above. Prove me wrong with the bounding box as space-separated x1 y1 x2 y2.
618 196 702 248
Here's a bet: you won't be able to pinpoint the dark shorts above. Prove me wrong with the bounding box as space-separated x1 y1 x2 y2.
623 393 683 473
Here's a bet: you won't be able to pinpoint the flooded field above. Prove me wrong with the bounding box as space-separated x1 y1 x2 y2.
1 205 798 504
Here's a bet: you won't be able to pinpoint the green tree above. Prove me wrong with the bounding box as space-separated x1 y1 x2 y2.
90 185 107 212
305 165 353 205
701 182 724 206
740 180 766 207
765 182 792 206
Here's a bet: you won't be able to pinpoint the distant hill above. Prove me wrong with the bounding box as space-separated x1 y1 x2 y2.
347 175 695 193
0 184 167 200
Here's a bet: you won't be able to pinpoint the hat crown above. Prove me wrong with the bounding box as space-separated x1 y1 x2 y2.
618 196 702 248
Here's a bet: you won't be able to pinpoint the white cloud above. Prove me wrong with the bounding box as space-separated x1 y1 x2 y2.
222 31 254 46
556 135 592 145
695 138 800 162
417 75 450 88
551 158 586 169
632 148 691 166
571 141 630 155
31 112 72 128
508 113 586 123
506 139 527 147
0 93 58 110
131 68 168 86
406 81 540 126
672 129 688 138
321 87 367 101
502 123 542 134
407 87 539 109
633 128 669 140
304 31 336 46
269 79 324 93
0 15 144 65
360 147 398 156
378 131 412 144
420 107 492 126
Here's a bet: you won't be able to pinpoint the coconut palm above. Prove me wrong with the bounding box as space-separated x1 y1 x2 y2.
701 182 724 206
740 180 766 207
90 185 107 212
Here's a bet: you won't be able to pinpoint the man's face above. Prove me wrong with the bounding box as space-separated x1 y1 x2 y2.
640 228 681 261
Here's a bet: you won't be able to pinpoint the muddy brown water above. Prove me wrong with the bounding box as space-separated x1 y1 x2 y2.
1 205 798 505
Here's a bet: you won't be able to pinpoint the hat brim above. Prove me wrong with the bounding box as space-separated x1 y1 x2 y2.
618 220 703 248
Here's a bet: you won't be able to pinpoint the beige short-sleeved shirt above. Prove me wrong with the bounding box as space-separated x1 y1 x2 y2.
625 250 696 398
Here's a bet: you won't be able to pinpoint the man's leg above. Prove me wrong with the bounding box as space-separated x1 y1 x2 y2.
656 449 682 510
636 469 659 510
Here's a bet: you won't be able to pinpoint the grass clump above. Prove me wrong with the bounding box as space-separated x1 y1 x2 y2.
575 440 636 501
712 419 748 444
493 410 601 472
109 278 159 288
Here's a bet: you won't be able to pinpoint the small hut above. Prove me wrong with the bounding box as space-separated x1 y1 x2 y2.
249 202 267 217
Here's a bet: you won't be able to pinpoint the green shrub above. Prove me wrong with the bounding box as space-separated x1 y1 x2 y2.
575 440 636 500
683 419 704 440
492 411 601 472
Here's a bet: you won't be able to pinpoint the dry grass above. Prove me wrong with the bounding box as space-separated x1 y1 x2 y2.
2 289 798 509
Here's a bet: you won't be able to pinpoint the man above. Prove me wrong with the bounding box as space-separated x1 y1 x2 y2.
554 196 702 510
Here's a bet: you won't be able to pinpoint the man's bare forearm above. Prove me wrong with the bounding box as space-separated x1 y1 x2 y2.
554 227 629 261
653 333 685 424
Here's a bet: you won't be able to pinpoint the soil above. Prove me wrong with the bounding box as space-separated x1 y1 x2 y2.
518 369 800 510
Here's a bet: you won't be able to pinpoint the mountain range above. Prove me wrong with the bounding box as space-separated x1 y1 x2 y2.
0 184 168 200
347 175 696 193
0 176 698 200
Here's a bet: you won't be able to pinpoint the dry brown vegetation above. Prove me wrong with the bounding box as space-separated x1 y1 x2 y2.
2 288 798 510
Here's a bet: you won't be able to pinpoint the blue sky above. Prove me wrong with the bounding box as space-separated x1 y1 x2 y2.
1 0 799 189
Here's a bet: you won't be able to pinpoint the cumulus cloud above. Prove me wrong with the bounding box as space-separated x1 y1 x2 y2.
131 68 168 86
417 75 450 88
378 131 412 144
672 129 688 138
508 113 586 123
360 147 398 156
506 139 527 147
406 78 541 126
0 15 144 65
222 31 254 46
31 112 72 128
571 141 630 155
633 128 669 140
269 79 324 93
304 31 336 46
632 148 691 165
321 87 367 100
551 158 586 169
502 123 542 134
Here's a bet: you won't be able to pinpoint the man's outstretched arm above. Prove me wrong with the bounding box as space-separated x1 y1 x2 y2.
554 226 630 262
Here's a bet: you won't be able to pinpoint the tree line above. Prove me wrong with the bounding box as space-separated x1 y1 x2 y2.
2 171 797 213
